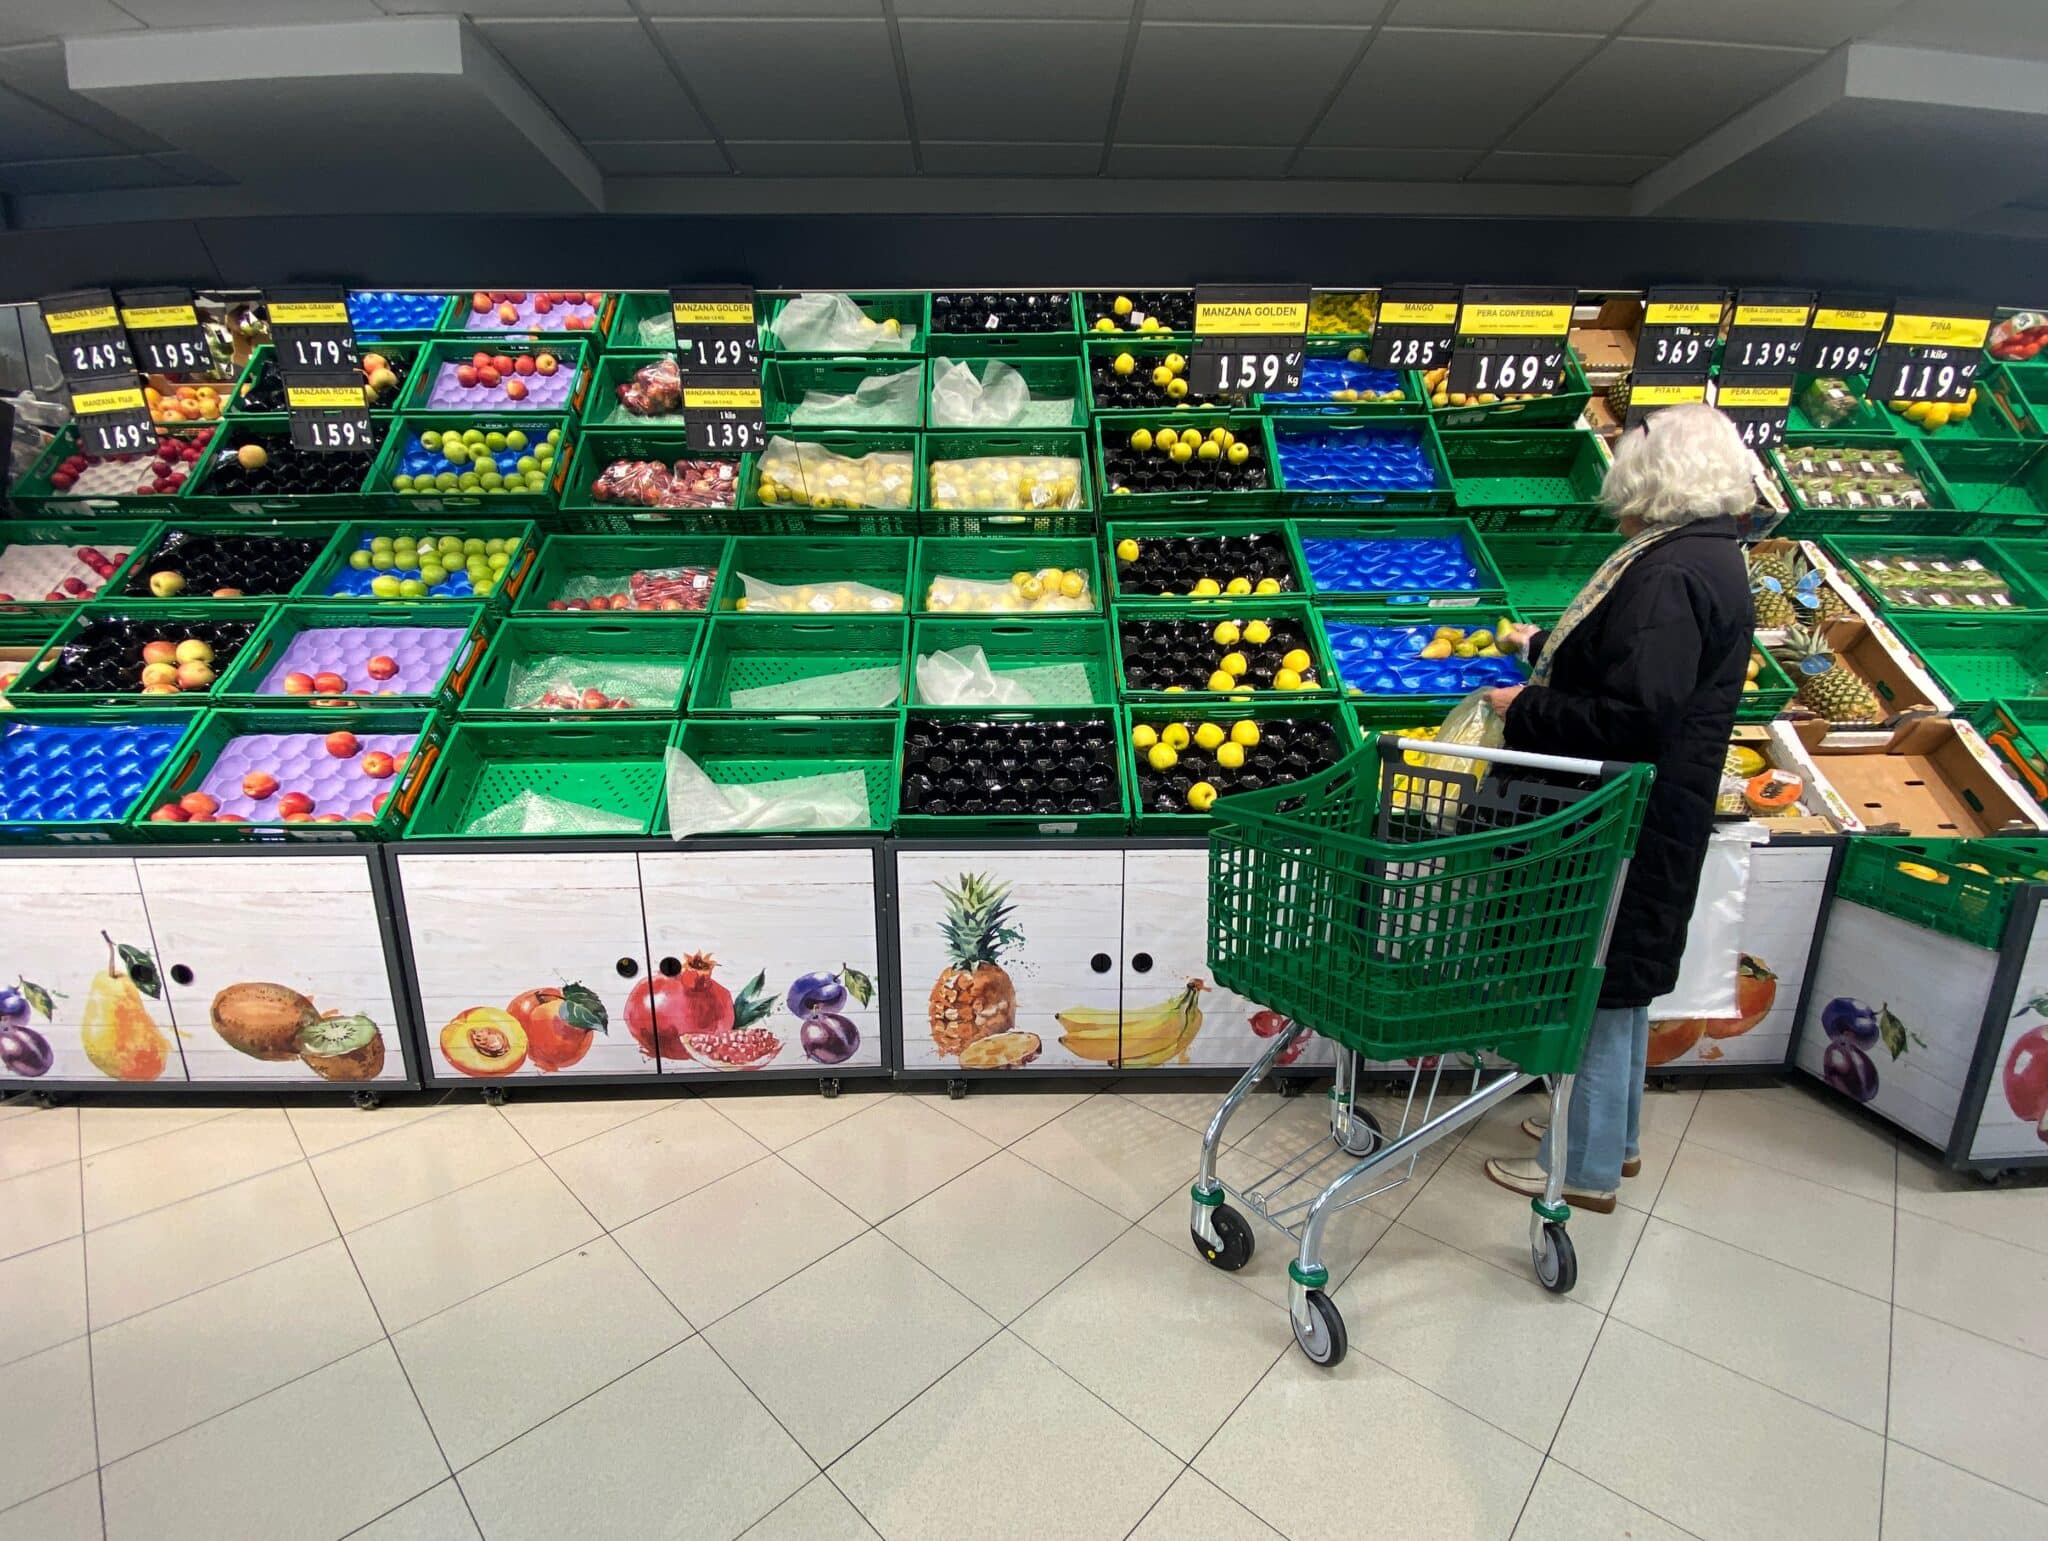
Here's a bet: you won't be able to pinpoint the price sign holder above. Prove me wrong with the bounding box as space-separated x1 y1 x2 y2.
1447 285 1575 396
1622 372 1709 430
118 287 212 375
40 288 133 382
670 286 760 373
67 373 156 459
1805 295 1889 377
283 370 375 454
1369 285 1458 371
265 286 359 373
682 373 766 455
1633 286 1724 377
1869 299 1994 405
1713 375 1795 452
1722 288 1814 375
1188 284 1310 396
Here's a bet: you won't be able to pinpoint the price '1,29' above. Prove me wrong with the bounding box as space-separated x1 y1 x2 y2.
698 336 754 369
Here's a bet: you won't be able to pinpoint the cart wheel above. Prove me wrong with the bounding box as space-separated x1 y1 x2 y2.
351 1090 381 1112
1533 1222 1576 1294
1293 1290 1347 1367
1338 1104 1383 1157
1192 1204 1254 1272
481 1086 507 1107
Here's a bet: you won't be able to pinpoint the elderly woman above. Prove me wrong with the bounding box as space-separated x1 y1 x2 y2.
1481 402 1756 1213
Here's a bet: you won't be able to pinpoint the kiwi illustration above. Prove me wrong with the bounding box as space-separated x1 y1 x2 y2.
295 1013 385 1082
210 981 319 1061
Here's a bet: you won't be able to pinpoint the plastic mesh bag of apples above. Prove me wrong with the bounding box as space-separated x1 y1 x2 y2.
500 654 687 713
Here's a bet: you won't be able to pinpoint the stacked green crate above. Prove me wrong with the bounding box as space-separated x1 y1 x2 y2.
462 615 705 718
304 520 538 609
0 520 158 612
764 358 924 429
0 710 207 842
924 291 1081 357
718 535 910 618
1104 519 1304 606
737 429 919 536
1885 611 2048 710
908 618 1116 708
396 337 594 418
762 293 929 356
1425 348 1594 430
5 600 276 710
923 357 1088 431
215 602 493 709
1441 429 1608 531
1291 517 1505 608
689 616 909 714
1122 697 1360 830
664 716 898 835
177 419 383 516
1926 441 2048 534
1470 529 1616 619
222 343 416 421
1114 598 1337 701
1823 535 2048 615
515 533 732 616
1318 604 1528 710
365 416 574 514
13 424 212 516
1265 415 1449 512
911 536 1101 617
405 718 671 838
556 430 741 534
1766 437 1961 537
924 430 1093 538
1095 412 1277 514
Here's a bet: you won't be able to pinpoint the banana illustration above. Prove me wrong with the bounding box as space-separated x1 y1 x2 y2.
1058 979 1207 1068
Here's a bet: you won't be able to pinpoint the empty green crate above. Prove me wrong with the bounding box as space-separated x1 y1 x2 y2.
306 520 538 608
1443 429 1609 529
223 344 415 420
1291 517 1504 606
557 429 741 528
763 293 929 356
1887 612 2048 709
911 536 1101 616
924 357 1089 429
405 718 669 839
763 357 924 429
1822 535 2048 615
689 616 909 714
129 707 443 842
1105 518 1304 605
5 601 276 709
0 520 158 614
1266 415 1449 512
1094 413 1278 514
894 706 1131 835
1832 836 2048 948
1122 698 1362 831
10 424 203 516
1483 530 1619 613
924 291 1081 357
216 602 492 708
737 430 919 536
365 415 574 514
178 417 382 515
463 615 702 717
910 618 1116 707
1991 539 2048 599
605 291 765 354
1930 441 2048 531
1428 348 1593 430
663 715 899 835
1990 363 2048 439
514 533 731 616
720 536 911 617
0 710 206 842
1115 599 1337 701
397 337 593 418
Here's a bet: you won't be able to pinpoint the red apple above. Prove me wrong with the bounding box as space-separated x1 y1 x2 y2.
531 296 552 315
503 379 528 402
277 790 316 818
215 813 248 824
360 751 398 780
312 813 346 824
455 365 479 388
349 810 377 823
312 672 347 694
471 291 492 314
141 640 178 665
477 366 500 389
491 355 514 375
534 352 559 376
282 672 315 695
149 804 189 824
366 655 399 680
282 812 312 824
580 688 610 710
496 302 519 324
472 350 492 370
373 792 389 814
242 771 279 800
324 730 359 759
513 355 536 376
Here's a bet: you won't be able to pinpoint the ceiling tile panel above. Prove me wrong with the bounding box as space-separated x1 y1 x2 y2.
113 1 384 23
644 2 883 15
1117 23 1367 146
0 43 168 152
1290 146 1480 179
1467 148 1664 183
654 19 910 140
1314 27 1604 148
0 154 195 194
921 141 1104 173
895 2 1130 16
585 140 728 175
0 85 130 161
383 2 635 16
723 140 916 175
1626 0 1902 49
1385 0 1636 28
900 20 1126 142
1107 143 1294 176
1146 1 1391 19
1874 0 2048 62
0 2 139 47
1508 37 1826 154
477 19 710 140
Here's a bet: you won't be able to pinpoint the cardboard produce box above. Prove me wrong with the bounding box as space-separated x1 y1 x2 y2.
1723 724 1834 833
1769 614 1949 733
1776 716 2048 835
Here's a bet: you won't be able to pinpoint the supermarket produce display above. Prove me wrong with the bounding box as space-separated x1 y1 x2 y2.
1 282 2045 1171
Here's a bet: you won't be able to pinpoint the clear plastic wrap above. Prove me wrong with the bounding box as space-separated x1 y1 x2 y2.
612 355 682 419
923 568 1091 614
927 454 1084 512
500 654 687 712
913 646 1092 707
928 358 1029 427
588 458 737 510
460 789 645 837
548 564 719 613
664 749 871 836
792 367 921 426
727 664 901 712
737 571 903 614
770 293 917 353
752 436 914 510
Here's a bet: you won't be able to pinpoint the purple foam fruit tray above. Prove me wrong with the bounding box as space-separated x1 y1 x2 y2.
200 732 417 821
463 297 600 333
425 362 576 411
257 625 463 697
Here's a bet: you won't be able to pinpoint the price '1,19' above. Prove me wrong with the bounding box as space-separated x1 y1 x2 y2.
1888 361 1974 402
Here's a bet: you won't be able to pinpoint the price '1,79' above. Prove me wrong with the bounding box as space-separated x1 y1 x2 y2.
284 335 351 370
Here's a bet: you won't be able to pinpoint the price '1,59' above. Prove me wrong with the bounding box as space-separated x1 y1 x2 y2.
1647 335 1709 368
1212 352 1291 392
308 419 369 451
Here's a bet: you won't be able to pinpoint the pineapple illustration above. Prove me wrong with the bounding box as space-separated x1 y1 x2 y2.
929 872 1022 1058
1786 623 1882 723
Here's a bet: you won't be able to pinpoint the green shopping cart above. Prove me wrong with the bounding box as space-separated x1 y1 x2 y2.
1192 734 1654 1367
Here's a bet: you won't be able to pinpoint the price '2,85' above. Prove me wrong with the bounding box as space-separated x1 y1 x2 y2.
1379 335 1441 368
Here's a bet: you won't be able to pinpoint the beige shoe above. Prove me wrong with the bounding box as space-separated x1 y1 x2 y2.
1519 1117 1641 1178
1484 1154 1617 1214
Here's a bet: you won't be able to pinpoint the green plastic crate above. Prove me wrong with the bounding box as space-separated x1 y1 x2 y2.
463 615 702 718
223 343 415 420
1972 699 2048 807
1832 836 2048 948
1291 516 1504 606
129 707 443 842
0 710 206 842
763 292 929 356
514 533 731 616
688 616 908 714
1083 337 1239 418
1767 438 1962 538
663 715 899 835
1990 538 2048 600
924 291 1081 357
178 417 383 516
1266 415 1449 512
436 290 615 343
894 706 1131 835
1078 288 1194 339
0 519 158 615
926 431 1094 532
365 415 574 514
346 291 452 343
720 535 911 617
1482 530 1619 614
1738 643 1795 724
10 423 209 515
5 601 275 709
404 718 668 839
581 350 684 428
216 602 492 709
1786 374 1899 438
1929 441 2048 531
101 519 345 604
737 430 920 536
1319 604 1528 708
1094 412 1277 514
1442 429 1609 529
0 613 64 690
605 291 761 354
1794 371 2022 445
1115 598 1338 701
910 618 1116 707
305 519 538 608
556 429 741 529
1822 535 2048 615
1886 612 2048 709
911 535 1101 617
760 357 924 429
1122 697 1362 831
396 337 593 418
924 356 1089 430
1105 518 1304 605
1989 362 2048 439
1251 342 1424 417
1427 347 1594 430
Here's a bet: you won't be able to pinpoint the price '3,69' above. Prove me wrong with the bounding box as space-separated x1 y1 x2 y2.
1645 335 1711 368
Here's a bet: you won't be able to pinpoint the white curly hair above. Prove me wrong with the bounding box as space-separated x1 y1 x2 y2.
1600 401 1756 529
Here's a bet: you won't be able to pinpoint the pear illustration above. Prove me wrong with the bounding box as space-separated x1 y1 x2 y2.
81 931 170 1082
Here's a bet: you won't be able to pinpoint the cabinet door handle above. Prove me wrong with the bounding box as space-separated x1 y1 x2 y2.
659 956 682 978
1089 952 1112 974
1130 952 1154 974
168 964 194 986
615 957 640 979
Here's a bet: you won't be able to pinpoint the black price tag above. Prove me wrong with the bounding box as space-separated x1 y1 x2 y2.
68 374 155 459
40 288 134 382
1633 286 1723 378
266 287 358 373
670 286 760 374
1189 284 1310 395
1714 376 1794 452
119 287 212 374
1869 301 1993 404
284 371 375 454
1622 373 1709 430
682 374 766 454
1369 285 1458 370
1447 286 1575 396
1805 296 1889 377
1722 289 1813 374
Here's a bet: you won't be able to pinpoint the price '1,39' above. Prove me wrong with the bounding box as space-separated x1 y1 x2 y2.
696 419 763 452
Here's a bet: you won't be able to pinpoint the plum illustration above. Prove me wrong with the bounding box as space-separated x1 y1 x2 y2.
0 1022 52 1077
786 970 848 1017
800 1011 860 1066
1821 997 1881 1043
1823 1038 1878 1103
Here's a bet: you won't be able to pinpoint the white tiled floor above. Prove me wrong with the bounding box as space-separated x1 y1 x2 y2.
2 1076 2044 1541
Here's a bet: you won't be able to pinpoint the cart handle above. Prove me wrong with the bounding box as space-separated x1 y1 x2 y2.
1381 735 1620 782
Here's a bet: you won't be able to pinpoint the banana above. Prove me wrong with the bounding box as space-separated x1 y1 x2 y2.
1057 980 1209 1066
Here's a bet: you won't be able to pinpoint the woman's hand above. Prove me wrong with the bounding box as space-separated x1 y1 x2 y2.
1495 621 1539 655
1485 685 1525 717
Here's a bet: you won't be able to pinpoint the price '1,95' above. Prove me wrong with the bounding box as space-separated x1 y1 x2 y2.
137 335 210 372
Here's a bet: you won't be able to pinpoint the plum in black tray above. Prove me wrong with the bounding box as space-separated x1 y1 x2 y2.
900 716 1120 819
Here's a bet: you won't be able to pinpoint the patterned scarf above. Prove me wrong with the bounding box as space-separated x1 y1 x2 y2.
1527 523 1675 686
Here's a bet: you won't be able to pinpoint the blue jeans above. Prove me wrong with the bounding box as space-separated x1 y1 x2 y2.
1538 1004 1649 1191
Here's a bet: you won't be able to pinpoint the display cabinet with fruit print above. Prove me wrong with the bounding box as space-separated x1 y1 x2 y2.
0 847 415 1093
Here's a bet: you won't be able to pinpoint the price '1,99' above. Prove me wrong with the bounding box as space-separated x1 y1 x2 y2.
1810 339 1879 375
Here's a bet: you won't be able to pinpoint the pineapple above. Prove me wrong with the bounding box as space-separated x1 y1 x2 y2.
1785 624 1882 723
929 873 1022 1057
1606 373 1632 420
1748 548 1799 628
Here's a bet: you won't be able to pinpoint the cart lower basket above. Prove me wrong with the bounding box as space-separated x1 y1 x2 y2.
1190 735 1653 1367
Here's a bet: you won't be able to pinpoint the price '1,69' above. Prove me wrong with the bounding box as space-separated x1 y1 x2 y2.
1470 351 1559 393
92 420 152 454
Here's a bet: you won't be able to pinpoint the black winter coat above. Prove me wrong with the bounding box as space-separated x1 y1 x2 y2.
1503 516 1753 1007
